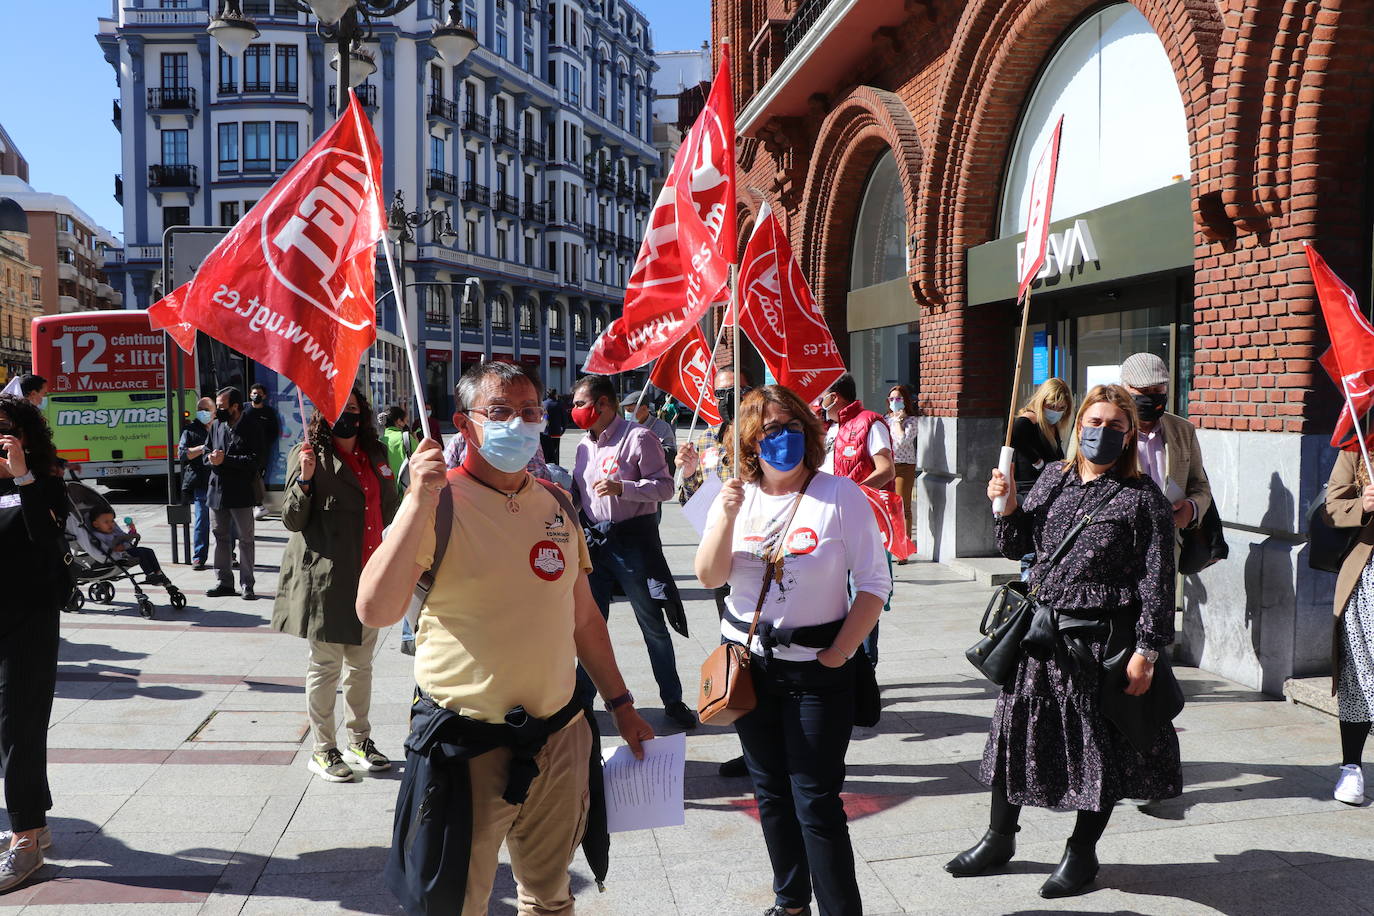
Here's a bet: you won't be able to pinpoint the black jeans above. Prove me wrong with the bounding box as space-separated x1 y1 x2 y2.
0 608 60 831
122 546 164 579
734 654 860 915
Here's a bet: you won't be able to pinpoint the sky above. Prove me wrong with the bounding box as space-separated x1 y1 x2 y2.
0 0 710 243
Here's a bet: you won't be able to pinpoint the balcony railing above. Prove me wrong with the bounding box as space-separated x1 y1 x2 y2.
635 189 651 207
147 86 197 111
598 171 615 191
427 169 458 195
243 80 273 93
783 0 836 57
525 202 549 223
328 85 378 109
463 111 490 135
496 126 520 149
617 234 637 255
114 175 123 204
496 192 519 215
428 94 458 121
583 221 596 237
584 165 598 182
112 99 121 128
523 138 546 160
616 181 633 201
125 9 207 25
597 228 615 248
147 164 198 188
462 182 490 206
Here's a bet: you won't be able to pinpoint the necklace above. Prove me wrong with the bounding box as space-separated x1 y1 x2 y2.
461 468 528 514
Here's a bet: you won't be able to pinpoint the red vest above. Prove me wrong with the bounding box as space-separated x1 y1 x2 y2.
832 401 892 491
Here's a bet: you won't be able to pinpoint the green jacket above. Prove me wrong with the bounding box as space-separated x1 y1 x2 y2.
381 425 413 494
271 438 400 646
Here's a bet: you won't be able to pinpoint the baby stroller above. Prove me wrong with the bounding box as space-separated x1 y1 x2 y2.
62 477 186 619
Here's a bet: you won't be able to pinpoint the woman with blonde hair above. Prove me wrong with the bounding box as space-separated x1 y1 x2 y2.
1011 378 1073 499
949 384 1180 899
886 385 918 563
698 384 889 916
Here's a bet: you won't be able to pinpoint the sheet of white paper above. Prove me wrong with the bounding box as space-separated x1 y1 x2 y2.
601 732 686 833
1164 478 1185 505
1085 364 1121 389
682 474 723 537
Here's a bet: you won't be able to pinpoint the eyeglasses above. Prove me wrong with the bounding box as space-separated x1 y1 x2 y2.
761 420 805 437
468 406 547 423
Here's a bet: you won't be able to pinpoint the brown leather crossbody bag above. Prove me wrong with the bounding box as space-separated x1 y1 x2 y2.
697 474 814 725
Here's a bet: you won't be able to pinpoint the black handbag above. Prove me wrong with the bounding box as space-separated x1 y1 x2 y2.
1100 647 1186 755
1307 483 1360 574
966 482 1121 686
1178 502 1230 575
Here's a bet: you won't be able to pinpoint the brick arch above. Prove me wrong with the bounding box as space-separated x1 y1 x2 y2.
915 0 1222 308
796 86 924 363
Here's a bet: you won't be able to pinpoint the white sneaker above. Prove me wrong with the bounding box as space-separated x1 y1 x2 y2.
0 827 50 850
0 836 42 894
1335 764 1365 805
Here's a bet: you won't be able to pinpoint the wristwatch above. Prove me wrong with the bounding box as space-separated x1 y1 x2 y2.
604 691 635 712
1135 647 1160 664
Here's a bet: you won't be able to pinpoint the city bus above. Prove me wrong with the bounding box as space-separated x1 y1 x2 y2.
32 311 196 482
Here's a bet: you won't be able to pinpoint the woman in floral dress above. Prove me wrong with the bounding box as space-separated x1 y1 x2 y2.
946 384 1181 899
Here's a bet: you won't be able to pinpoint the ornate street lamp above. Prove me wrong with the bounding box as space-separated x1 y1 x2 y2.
388 189 457 246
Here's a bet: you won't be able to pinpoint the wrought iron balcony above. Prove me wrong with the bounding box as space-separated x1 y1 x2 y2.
496 126 520 149
464 111 490 136
523 138 546 160
243 81 273 94
584 165 598 182
783 0 836 57
617 234 637 255
328 85 378 110
147 164 198 188
525 202 549 223
462 182 491 206
597 171 615 191
584 221 596 237
427 169 458 195
114 175 123 205
635 189 651 207
112 99 121 128
496 192 519 215
428 94 458 121
597 228 615 248
147 86 197 111
616 180 633 201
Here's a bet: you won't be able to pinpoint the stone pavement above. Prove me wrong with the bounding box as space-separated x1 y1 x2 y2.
6 467 1374 914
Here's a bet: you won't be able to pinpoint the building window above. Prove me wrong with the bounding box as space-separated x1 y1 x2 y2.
460 286 479 326
244 45 271 92
464 151 478 184
220 201 240 225
524 235 535 266
547 241 557 272
431 135 447 171
464 81 478 118
496 228 508 261
218 50 237 93
523 37 534 73
850 150 907 290
491 296 511 330
425 285 449 326
217 123 239 171
161 129 189 165
163 206 190 233
548 305 563 336
465 219 478 252
160 52 188 88
564 64 581 107
243 122 271 171
430 63 443 98
275 45 298 94
495 30 508 58
574 309 586 341
519 302 536 334
275 122 299 169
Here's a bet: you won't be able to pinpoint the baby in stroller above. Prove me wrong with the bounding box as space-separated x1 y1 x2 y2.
63 476 185 618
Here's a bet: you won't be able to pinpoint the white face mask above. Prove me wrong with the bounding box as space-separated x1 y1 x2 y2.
1045 408 1065 425
888 398 904 412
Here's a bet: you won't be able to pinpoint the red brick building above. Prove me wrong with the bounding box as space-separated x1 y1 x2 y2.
710 0 1374 692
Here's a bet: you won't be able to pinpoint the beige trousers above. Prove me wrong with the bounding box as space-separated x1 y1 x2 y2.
306 627 379 754
463 714 593 916
893 462 916 536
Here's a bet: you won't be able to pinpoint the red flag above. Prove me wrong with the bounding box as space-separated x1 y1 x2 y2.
1017 115 1063 300
1309 243 1374 450
149 92 384 421
734 200 845 403
584 46 736 374
861 485 916 560
649 324 721 426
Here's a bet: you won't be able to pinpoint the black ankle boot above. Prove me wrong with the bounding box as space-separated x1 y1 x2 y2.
1039 841 1099 898
943 827 1018 877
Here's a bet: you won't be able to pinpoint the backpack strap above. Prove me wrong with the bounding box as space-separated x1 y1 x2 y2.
535 477 578 524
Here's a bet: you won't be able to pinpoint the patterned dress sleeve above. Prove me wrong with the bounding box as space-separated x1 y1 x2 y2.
994 461 1063 560
1134 482 1178 650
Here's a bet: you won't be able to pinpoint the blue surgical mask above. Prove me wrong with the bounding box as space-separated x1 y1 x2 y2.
38 397 47 411
1078 426 1126 466
477 415 545 473
758 427 805 472
1045 408 1064 425
196 409 213 424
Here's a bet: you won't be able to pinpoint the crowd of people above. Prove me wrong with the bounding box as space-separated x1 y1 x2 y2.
1 349 1372 912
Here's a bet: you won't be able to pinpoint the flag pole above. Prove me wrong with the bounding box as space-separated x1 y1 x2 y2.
731 264 741 478
349 89 434 443
1344 384 1374 487
685 310 731 445
992 286 1032 515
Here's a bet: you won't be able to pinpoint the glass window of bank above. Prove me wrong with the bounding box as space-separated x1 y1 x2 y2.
994 2 1195 416
848 149 917 409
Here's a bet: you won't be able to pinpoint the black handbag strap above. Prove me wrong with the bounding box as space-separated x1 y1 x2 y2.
1029 478 1122 596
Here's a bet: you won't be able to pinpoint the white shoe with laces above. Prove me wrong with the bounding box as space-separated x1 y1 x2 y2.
0 827 49 851
1335 764 1365 805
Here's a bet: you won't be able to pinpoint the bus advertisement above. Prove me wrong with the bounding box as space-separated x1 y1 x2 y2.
32 311 196 481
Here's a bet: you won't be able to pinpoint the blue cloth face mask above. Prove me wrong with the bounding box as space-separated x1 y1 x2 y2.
477 415 545 473
196 409 213 424
1045 408 1064 425
758 427 805 472
1078 425 1126 466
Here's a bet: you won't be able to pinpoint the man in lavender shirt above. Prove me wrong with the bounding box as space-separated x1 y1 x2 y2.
570 375 696 730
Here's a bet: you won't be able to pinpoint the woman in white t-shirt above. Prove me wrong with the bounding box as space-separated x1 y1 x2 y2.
697 385 890 916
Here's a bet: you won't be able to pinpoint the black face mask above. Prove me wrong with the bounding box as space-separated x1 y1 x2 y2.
250 394 265 405
714 386 752 424
215 407 233 423
1132 392 1166 423
330 411 361 439
1079 426 1127 466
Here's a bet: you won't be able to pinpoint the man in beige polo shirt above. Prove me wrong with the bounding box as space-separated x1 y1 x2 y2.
358 361 654 915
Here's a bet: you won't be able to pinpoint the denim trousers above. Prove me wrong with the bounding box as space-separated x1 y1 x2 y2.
190 488 210 564
587 537 683 705
734 654 861 915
